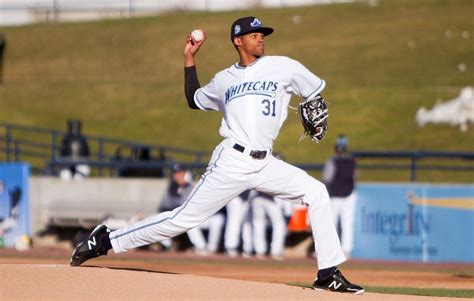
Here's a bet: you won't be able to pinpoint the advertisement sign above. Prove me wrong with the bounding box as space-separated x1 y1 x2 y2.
352 183 474 262
0 163 30 248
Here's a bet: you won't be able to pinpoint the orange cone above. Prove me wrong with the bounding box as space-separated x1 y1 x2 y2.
287 205 309 232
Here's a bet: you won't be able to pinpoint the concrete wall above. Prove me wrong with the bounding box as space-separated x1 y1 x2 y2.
29 176 168 235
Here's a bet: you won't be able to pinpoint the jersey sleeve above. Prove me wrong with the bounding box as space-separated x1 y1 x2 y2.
287 59 326 100
322 158 336 184
193 77 220 111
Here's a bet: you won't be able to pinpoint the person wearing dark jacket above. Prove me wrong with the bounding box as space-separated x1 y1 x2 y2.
322 135 357 257
156 163 194 250
59 120 90 180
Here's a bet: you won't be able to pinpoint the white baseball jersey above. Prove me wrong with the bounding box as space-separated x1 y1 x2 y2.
110 55 345 270
194 56 325 150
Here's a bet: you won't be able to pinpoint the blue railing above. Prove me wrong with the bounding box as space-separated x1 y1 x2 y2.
1 121 473 181
351 150 474 181
0 121 209 177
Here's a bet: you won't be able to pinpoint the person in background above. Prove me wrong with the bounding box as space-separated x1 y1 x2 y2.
156 163 194 250
59 119 90 180
322 134 357 257
117 146 166 178
250 190 287 260
224 190 253 257
186 207 225 256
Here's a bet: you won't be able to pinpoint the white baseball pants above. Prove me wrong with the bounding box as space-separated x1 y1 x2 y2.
109 138 345 269
187 213 225 253
330 192 357 256
224 195 253 254
252 195 287 257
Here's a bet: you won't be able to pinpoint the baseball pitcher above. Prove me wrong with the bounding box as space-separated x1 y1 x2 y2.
71 16 363 295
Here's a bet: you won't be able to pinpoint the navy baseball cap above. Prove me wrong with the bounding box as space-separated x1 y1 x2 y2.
230 16 274 42
335 135 348 151
172 163 185 173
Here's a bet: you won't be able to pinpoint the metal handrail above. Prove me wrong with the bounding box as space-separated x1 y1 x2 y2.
0 121 211 177
352 151 474 160
1 121 473 181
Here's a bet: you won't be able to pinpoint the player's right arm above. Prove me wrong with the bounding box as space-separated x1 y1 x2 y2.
183 32 221 112
184 31 206 109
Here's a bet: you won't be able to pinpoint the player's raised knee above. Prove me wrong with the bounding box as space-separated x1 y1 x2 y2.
303 178 329 207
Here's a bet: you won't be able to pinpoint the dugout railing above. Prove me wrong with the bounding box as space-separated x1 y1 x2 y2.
1 121 473 181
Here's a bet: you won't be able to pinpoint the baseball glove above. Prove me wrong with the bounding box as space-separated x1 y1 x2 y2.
298 94 328 142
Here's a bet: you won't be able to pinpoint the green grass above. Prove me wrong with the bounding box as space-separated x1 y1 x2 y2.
342 263 474 277
364 286 474 298
289 283 474 298
0 0 473 181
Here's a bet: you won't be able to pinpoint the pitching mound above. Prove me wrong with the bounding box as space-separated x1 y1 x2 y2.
0 263 465 300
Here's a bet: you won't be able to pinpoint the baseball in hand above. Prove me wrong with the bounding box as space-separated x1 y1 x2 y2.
191 29 204 42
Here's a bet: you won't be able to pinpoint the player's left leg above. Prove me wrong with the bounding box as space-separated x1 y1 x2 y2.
253 156 344 269
253 155 363 294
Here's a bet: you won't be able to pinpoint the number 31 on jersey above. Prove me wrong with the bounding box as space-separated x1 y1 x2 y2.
261 99 276 116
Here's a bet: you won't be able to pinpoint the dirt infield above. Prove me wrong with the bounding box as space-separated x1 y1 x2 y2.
1 247 472 300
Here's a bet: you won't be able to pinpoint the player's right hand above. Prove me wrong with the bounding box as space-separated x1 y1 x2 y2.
184 30 206 57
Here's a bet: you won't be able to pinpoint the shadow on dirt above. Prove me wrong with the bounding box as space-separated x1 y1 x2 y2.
80 265 179 275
